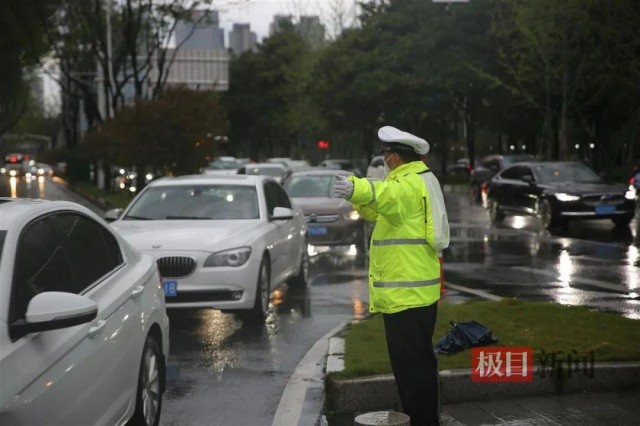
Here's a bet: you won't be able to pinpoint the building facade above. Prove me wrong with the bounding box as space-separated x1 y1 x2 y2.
175 9 225 49
229 23 257 56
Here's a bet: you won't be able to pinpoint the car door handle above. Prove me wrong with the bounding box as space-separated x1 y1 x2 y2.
88 320 106 338
130 285 145 300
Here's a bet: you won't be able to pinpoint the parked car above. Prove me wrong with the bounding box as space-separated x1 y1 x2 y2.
487 161 636 229
106 174 308 321
630 166 640 212
283 170 367 252
318 159 362 177
469 154 536 203
237 162 288 184
366 155 385 180
0 198 169 426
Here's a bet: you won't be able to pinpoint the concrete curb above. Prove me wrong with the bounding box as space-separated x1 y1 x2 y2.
325 342 640 414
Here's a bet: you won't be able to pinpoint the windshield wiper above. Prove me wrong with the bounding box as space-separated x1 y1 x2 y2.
165 215 211 220
124 215 152 220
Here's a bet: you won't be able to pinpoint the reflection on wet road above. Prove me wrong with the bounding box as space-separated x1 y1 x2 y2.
445 192 640 320
160 248 370 426
0 176 104 215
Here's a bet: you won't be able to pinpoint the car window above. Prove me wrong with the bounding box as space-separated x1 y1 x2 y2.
11 216 74 324
0 230 6 265
501 166 529 180
284 175 334 198
533 163 601 183
271 181 292 208
51 214 124 290
124 185 260 220
264 182 278 215
245 166 285 177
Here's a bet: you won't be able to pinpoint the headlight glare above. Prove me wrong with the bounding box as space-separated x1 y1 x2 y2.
555 193 580 202
204 247 252 267
344 210 360 221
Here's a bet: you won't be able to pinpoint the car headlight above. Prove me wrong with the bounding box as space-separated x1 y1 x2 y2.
625 188 636 200
555 193 580 202
204 247 252 267
343 210 360 221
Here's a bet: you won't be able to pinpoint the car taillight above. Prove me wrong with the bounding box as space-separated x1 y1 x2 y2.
630 177 635 186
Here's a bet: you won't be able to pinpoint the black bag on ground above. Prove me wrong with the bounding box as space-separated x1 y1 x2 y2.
434 320 498 356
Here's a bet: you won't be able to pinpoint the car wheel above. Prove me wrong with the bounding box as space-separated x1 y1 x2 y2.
489 199 505 223
244 258 271 322
612 215 633 228
288 244 309 289
128 335 163 426
470 183 481 203
537 199 562 230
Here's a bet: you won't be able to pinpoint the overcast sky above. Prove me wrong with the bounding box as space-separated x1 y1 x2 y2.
217 0 359 42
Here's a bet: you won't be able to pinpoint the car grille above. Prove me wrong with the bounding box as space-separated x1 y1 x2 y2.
305 214 340 223
582 194 626 206
157 256 196 278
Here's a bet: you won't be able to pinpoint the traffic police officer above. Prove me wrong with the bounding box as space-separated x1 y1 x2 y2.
332 126 450 426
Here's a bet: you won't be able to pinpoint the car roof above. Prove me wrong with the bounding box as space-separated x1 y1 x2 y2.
287 169 353 177
244 163 287 169
502 161 585 170
149 174 271 187
0 198 88 231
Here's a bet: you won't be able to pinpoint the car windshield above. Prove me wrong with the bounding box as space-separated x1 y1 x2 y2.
284 175 334 198
533 163 602 183
124 185 260 220
245 166 284 177
208 160 240 170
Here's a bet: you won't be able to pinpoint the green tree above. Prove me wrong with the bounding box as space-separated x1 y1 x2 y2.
85 87 227 187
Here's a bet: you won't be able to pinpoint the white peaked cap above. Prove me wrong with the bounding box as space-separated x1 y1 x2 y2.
378 126 430 155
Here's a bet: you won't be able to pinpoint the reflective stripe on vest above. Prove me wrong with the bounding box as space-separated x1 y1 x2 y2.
372 238 426 246
367 180 377 205
373 278 441 288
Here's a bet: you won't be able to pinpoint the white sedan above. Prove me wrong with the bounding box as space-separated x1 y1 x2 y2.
107 174 308 321
0 198 169 426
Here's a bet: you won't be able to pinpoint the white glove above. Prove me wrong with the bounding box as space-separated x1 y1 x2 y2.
332 174 354 198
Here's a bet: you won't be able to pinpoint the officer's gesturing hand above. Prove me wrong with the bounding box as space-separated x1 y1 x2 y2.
332 174 354 198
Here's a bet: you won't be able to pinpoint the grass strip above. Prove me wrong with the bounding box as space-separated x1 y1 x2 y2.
334 299 640 380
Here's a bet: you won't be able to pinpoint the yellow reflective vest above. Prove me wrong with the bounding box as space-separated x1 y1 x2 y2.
348 161 446 314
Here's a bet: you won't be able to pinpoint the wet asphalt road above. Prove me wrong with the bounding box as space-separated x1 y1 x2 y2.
2 176 639 425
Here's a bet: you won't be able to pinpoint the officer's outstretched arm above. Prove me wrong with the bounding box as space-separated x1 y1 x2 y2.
347 176 409 225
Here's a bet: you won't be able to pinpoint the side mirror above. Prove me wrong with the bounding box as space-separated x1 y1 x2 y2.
104 208 124 222
270 207 294 221
522 175 534 184
10 292 97 339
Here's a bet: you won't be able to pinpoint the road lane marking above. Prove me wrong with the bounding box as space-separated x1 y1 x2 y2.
443 282 503 301
272 319 351 426
511 266 629 293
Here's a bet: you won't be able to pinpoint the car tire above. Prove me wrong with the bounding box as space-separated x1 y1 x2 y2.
243 258 271 323
538 199 563 230
489 199 505 223
470 183 481 203
288 244 309 289
612 215 633 228
128 335 163 426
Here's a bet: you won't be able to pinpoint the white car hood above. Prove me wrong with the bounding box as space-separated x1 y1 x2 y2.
111 220 262 252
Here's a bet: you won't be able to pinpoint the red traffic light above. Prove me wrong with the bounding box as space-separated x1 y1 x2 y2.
317 140 330 149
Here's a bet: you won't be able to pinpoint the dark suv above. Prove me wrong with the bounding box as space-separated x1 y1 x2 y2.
469 154 536 203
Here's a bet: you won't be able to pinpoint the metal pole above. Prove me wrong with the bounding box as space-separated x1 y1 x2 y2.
105 0 115 119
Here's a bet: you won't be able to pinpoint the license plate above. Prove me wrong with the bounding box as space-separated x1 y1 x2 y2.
163 280 177 297
308 226 327 236
595 204 615 215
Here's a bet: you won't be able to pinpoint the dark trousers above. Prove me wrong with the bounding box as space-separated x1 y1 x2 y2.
383 303 439 426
